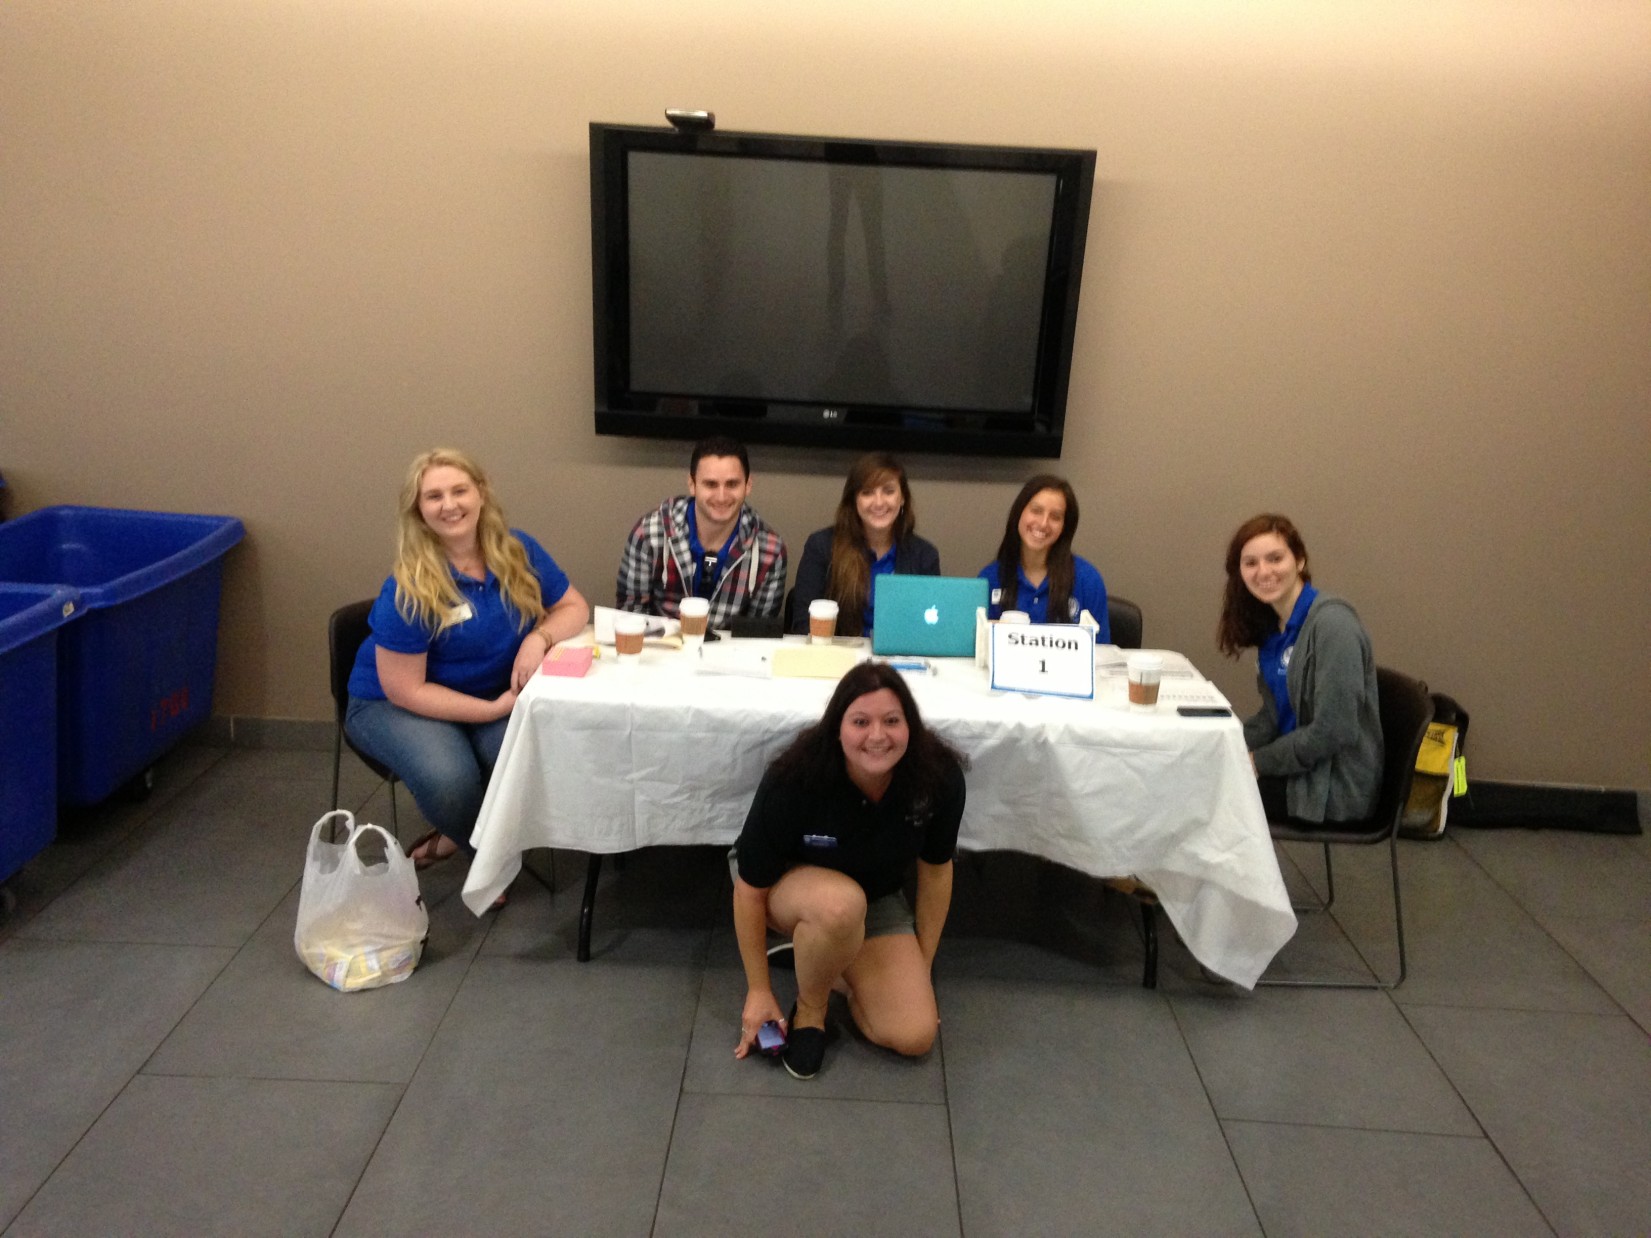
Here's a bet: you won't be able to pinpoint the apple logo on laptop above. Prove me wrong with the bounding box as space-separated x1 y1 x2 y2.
923 605 940 625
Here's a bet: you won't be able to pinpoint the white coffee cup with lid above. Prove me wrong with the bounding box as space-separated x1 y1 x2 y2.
614 612 646 663
808 599 839 645
678 597 709 651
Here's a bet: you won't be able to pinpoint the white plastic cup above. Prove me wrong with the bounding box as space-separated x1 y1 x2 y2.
1127 652 1163 708
678 597 709 650
1000 610 1031 625
808 599 840 644
614 612 646 662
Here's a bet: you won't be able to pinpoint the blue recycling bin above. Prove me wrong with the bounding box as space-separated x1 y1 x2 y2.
0 506 245 805
0 585 81 880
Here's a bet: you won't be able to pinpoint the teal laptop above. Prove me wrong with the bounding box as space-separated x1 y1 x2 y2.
871 575 989 657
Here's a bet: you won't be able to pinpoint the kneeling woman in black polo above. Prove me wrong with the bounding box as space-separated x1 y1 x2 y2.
731 662 967 1080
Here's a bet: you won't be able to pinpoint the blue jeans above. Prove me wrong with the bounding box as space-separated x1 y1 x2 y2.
344 697 510 851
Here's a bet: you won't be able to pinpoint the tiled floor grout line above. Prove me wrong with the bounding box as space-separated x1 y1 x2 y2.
1448 832 1651 1035
1164 993 1268 1235
650 927 716 1236
328 880 504 1236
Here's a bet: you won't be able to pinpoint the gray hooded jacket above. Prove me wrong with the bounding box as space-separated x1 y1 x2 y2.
1243 592 1383 823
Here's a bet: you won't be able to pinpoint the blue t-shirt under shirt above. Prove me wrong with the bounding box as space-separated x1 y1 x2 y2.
347 530 570 700
686 506 740 600
978 555 1110 641
1258 584 1318 734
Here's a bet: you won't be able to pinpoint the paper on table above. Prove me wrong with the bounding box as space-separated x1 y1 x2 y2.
1156 679 1233 708
694 641 774 678
1096 647 1201 679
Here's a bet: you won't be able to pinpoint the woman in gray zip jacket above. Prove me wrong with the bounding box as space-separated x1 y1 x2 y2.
1217 513 1383 825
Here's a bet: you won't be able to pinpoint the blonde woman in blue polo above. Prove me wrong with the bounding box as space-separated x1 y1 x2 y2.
346 448 589 873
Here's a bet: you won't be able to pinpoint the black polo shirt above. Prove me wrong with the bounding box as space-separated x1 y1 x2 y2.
734 756 966 901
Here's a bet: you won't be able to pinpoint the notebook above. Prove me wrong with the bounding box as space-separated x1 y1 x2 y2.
871 575 989 657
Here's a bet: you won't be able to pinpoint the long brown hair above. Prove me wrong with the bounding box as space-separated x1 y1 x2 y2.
993 475 1079 620
1216 513 1312 656
392 447 544 634
825 453 915 638
768 662 967 806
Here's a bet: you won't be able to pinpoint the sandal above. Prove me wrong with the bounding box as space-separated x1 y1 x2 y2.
406 829 458 871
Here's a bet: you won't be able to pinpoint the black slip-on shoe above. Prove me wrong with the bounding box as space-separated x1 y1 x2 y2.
782 1003 827 1080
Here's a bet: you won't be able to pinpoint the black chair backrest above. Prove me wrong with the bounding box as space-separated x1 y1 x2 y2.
328 600 375 724
1371 666 1435 833
1108 596 1143 650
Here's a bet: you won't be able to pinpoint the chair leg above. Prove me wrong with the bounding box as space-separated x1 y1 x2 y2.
387 779 399 840
1260 837 1406 990
1389 832 1407 987
1140 900 1158 990
1322 842 1336 910
577 853 603 962
330 729 344 810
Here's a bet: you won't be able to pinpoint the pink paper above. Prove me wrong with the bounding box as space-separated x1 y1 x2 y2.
540 646 594 678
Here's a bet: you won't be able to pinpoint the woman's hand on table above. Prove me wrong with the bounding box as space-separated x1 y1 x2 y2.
511 630 551 692
734 987 786 1059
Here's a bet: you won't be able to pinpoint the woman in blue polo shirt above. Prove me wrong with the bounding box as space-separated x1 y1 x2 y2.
788 452 940 637
1217 513 1382 825
346 447 589 872
979 475 1110 639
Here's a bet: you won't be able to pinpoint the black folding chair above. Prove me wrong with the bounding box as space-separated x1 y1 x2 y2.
1107 595 1143 650
1258 666 1433 989
327 600 400 838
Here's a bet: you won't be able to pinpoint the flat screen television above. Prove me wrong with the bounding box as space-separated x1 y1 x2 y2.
589 122 1096 458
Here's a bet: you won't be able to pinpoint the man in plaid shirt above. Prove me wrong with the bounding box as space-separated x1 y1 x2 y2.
615 437 788 628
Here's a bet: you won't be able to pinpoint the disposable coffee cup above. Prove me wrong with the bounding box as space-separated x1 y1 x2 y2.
808 599 839 644
1127 652 1163 708
999 610 1031 625
614 613 646 662
678 597 709 648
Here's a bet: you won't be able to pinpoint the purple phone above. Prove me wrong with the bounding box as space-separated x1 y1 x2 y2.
757 1019 786 1056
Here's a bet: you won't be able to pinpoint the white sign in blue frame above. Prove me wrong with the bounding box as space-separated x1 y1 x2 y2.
989 623 1095 699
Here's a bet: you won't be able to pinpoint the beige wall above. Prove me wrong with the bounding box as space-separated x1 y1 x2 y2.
3 2 1647 787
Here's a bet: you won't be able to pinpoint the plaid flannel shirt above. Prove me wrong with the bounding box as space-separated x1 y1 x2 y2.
615 495 787 628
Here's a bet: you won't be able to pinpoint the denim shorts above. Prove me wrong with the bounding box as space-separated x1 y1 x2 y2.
727 848 915 939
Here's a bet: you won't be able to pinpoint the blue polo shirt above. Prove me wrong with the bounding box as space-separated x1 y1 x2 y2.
1258 584 1317 734
348 530 570 700
978 555 1110 640
863 544 897 632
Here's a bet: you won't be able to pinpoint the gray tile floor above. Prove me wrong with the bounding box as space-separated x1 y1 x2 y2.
2 744 1648 1237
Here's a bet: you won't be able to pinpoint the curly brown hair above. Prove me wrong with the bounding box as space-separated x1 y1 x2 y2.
1216 513 1312 656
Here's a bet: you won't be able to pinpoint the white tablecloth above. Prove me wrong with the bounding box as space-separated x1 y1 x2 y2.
463 640 1296 987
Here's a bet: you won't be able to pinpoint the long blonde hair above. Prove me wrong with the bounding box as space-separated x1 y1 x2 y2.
392 447 544 634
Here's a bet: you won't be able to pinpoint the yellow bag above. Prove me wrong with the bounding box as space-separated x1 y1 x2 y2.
1401 695 1469 840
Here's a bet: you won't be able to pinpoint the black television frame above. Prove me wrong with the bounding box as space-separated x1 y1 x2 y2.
589 122 1096 459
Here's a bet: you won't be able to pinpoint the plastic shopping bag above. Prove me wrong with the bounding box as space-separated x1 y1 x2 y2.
294 810 428 992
